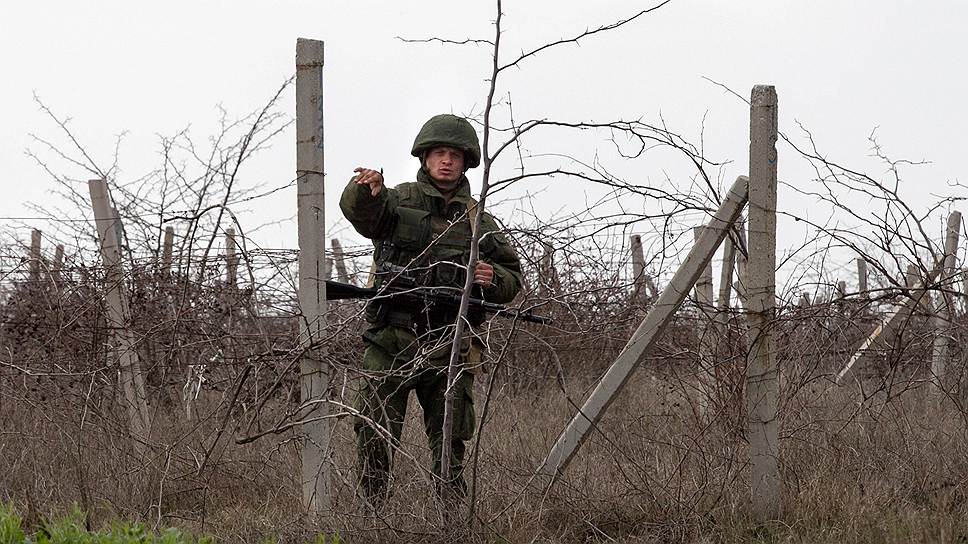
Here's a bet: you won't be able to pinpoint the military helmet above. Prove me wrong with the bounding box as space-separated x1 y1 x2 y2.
411 114 481 169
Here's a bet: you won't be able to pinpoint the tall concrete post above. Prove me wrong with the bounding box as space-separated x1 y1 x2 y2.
856 258 868 295
330 238 349 284
296 37 330 513
52 244 65 284
733 217 750 309
931 211 961 391
161 226 175 277
225 228 239 289
631 234 647 302
746 85 780 521
29 229 41 282
717 234 737 315
693 225 716 416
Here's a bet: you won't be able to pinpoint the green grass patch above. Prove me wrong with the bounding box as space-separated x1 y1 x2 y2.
0 504 340 544
0 503 211 544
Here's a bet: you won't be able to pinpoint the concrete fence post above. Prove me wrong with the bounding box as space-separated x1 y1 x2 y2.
538 175 749 480
962 268 968 316
52 244 65 285
631 234 647 303
161 226 175 277
837 261 943 385
89 179 150 448
693 225 716 416
296 37 331 513
717 233 737 315
747 84 781 521
732 218 750 310
931 211 961 392
857 258 868 295
225 227 238 289
331 238 349 284
29 229 41 282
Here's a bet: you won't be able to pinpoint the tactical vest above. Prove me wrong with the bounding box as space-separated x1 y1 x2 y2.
365 183 483 330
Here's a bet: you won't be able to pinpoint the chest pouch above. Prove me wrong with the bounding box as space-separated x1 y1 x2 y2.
391 207 431 253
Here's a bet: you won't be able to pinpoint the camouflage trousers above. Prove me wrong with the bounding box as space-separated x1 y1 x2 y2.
354 325 476 503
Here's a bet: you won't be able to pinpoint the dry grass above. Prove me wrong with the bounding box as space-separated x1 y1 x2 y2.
5 358 968 543
3 255 968 542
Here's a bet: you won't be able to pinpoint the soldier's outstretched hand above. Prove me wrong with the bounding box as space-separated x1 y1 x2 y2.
353 167 384 197
474 261 494 288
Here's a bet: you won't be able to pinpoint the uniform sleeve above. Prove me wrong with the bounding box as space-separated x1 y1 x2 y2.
480 214 523 304
339 177 400 240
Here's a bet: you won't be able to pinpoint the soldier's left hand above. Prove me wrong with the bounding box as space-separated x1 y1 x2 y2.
474 261 494 288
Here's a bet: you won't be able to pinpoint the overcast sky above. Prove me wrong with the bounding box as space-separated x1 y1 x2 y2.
2 1 965 288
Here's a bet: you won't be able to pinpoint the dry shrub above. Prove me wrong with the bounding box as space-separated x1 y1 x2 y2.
3 237 968 543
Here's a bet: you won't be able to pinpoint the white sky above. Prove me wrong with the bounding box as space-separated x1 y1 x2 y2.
2 1 965 289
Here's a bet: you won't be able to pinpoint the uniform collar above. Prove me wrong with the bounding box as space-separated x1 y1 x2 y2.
416 168 472 204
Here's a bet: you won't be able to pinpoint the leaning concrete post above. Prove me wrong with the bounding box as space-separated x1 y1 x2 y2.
89 179 150 446
29 229 41 282
296 37 331 513
693 225 716 416
747 85 781 521
538 175 749 480
225 228 238 289
931 211 962 392
694 227 714 305
111 209 125 259
837 262 943 384
330 238 349 283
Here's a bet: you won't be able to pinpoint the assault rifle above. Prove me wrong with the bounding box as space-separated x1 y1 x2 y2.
323 269 552 325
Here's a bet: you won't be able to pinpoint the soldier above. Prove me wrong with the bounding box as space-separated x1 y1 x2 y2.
340 114 522 504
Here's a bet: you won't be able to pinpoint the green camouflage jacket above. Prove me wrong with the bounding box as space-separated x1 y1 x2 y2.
340 169 523 310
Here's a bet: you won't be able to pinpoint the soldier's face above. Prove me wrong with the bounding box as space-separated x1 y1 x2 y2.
424 146 465 186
